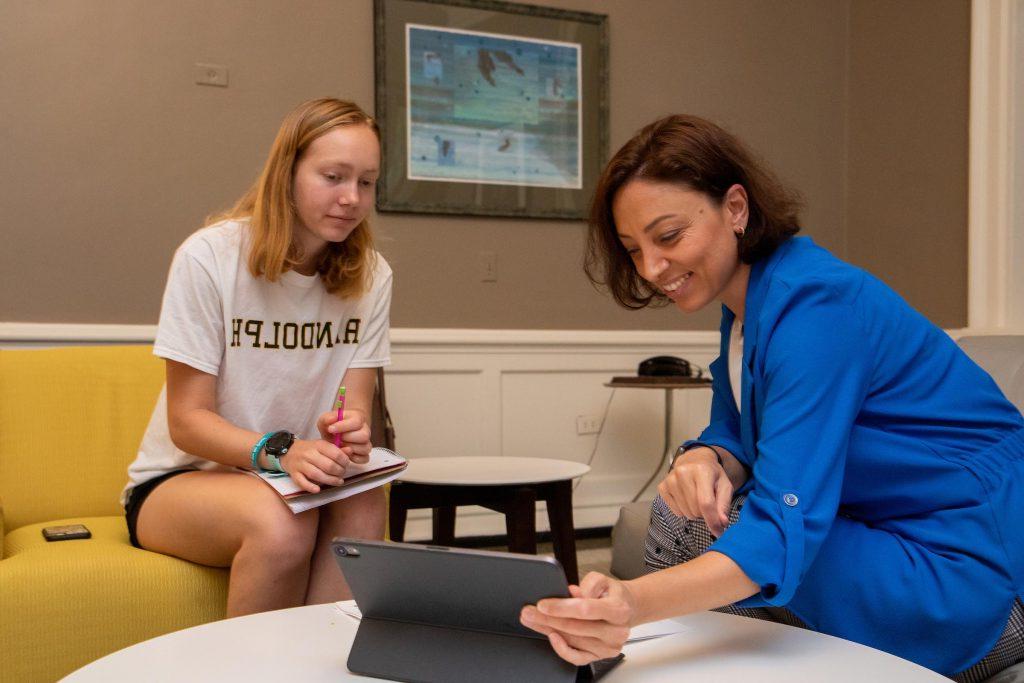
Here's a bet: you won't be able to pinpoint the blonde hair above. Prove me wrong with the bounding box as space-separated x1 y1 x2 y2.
210 98 381 298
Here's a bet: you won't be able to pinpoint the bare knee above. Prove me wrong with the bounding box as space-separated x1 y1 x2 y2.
239 503 320 567
320 488 386 539
346 487 386 516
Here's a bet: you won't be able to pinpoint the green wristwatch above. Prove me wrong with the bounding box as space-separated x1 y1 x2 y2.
263 430 295 473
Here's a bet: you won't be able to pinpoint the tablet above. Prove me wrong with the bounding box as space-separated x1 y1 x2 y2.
332 538 578 682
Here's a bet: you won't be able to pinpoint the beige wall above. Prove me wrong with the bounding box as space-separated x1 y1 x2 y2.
0 0 969 330
845 0 970 327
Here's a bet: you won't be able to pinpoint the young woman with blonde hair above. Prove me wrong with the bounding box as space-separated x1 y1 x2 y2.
121 98 392 616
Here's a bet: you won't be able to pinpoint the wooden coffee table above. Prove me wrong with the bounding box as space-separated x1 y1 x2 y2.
388 456 590 583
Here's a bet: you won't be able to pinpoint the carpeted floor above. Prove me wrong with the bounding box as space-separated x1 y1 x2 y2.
483 534 613 579
561 535 613 578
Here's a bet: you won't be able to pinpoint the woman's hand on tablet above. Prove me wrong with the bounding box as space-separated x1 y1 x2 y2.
520 572 637 665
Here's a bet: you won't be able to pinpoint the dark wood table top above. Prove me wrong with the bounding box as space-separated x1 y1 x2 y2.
605 375 713 389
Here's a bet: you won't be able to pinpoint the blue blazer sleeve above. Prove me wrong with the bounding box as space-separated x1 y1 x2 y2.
683 354 746 462
709 279 873 606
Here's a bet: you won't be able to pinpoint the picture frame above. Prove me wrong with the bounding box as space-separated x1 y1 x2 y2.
373 0 608 219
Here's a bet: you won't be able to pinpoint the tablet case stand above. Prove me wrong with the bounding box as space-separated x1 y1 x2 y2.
334 539 613 683
349 615 581 682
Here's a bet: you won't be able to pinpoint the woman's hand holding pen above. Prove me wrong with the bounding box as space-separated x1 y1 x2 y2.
520 572 636 665
659 446 732 537
268 408 368 494
279 438 349 494
281 412 370 494
316 409 372 464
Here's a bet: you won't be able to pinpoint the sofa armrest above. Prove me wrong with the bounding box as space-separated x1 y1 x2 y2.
610 501 653 580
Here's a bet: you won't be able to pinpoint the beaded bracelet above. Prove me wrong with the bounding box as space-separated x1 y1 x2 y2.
250 431 276 471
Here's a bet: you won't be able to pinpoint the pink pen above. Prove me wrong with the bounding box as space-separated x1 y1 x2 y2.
333 386 346 448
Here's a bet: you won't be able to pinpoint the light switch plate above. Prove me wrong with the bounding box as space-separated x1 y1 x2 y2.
194 63 229 88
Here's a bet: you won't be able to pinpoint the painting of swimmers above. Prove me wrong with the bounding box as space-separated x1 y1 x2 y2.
405 24 581 189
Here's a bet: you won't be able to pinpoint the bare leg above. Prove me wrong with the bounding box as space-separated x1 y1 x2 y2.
305 487 386 604
136 470 320 617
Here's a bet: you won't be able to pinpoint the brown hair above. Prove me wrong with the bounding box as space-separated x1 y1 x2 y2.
585 114 802 309
210 98 380 298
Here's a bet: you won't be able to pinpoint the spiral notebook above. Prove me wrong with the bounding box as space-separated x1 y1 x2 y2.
245 446 407 514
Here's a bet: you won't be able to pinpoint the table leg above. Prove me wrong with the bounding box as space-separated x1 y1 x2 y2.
632 388 676 502
388 485 408 542
543 480 580 584
505 487 537 555
432 506 457 546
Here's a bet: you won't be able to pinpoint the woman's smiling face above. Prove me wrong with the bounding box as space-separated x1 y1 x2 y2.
613 178 749 315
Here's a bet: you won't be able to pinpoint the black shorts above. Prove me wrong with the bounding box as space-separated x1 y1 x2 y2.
123 469 195 548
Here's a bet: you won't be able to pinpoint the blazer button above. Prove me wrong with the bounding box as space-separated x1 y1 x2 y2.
783 493 799 507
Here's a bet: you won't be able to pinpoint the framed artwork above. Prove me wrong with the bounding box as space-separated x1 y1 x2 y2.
374 0 608 219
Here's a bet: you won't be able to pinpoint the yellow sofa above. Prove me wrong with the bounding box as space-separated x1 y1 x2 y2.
0 346 228 682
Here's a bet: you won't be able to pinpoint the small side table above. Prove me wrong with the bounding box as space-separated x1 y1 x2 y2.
605 376 713 501
388 456 590 584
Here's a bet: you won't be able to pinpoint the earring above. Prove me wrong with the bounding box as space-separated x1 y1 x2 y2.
735 225 746 237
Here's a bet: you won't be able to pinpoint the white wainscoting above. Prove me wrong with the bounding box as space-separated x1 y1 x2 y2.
385 329 719 540
0 324 719 541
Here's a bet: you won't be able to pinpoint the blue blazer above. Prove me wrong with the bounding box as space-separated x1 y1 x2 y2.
686 237 1024 675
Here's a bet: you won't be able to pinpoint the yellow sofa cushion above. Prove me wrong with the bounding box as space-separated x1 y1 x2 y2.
1 516 227 681
0 346 232 681
0 346 164 532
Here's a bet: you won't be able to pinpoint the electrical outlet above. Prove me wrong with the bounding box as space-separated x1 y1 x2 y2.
479 251 497 282
576 414 602 435
194 63 229 87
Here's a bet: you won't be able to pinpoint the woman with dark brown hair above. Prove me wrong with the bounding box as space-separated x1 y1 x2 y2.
521 115 1024 681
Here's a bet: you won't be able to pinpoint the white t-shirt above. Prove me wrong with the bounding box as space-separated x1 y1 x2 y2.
729 316 743 412
122 219 392 505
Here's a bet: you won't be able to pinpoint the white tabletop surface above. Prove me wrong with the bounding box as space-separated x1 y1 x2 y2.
397 456 591 486
64 602 946 682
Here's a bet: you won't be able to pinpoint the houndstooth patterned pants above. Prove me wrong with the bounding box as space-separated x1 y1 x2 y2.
643 495 1024 681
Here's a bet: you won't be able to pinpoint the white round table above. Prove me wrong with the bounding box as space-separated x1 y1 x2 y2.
388 457 590 582
63 602 948 682
400 456 591 485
